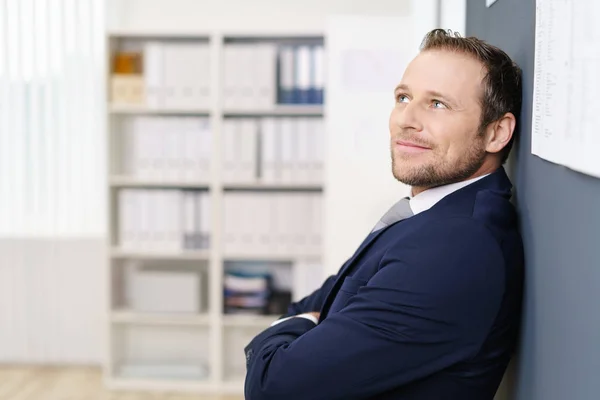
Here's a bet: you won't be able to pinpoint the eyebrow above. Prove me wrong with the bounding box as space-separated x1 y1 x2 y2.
394 84 460 108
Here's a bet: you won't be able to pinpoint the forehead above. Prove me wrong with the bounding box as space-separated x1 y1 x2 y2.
401 49 486 103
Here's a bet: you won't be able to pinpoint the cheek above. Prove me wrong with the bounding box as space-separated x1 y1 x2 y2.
425 117 477 158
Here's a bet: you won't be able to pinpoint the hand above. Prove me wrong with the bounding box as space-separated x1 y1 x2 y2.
306 312 320 321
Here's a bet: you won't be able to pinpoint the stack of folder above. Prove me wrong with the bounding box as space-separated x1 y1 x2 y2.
118 189 210 251
223 270 272 315
222 42 325 110
120 116 211 182
222 193 322 256
221 117 324 184
143 41 211 109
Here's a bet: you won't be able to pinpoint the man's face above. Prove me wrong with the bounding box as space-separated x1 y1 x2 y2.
389 49 488 190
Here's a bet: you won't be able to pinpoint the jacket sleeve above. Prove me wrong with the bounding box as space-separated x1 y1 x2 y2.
244 218 506 400
281 274 338 317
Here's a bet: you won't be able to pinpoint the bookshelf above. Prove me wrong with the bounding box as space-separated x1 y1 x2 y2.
105 30 325 394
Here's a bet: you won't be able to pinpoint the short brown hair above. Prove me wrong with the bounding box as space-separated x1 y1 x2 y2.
420 29 522 164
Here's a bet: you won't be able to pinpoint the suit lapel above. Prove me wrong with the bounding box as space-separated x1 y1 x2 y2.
319 228 388 320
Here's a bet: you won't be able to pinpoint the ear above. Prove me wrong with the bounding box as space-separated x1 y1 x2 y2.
485 112 516 155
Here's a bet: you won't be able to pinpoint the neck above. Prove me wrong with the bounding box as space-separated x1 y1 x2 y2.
411 162 500 197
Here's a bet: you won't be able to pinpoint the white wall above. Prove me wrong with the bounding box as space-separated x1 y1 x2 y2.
0 239 106 364
441 0 467 34
107 0 412 34
322 1 439 276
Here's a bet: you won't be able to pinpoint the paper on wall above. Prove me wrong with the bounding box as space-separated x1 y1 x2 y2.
532 0 600 178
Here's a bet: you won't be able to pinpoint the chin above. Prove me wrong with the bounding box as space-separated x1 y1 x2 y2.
392 164 431 187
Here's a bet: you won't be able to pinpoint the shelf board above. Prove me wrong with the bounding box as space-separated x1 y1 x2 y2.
109 104 211 115
223 252 321 262
110 176 210 189
111 310 210 326
223 105 324 116
105 377 214 393
110 248 210 261
108 30 211 39
223 182 322 191
222 314 278 328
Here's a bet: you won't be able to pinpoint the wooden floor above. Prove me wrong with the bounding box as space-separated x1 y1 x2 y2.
0 366 244 400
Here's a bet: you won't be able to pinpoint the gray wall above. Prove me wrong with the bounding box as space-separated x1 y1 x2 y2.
466 0 600 399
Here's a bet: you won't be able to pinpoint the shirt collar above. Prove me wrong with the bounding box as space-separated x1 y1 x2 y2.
409 174 490 215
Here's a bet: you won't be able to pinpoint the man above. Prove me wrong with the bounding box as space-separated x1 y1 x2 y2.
244 29 524 400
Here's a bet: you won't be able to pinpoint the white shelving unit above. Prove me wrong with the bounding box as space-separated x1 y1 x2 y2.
105 29 325 394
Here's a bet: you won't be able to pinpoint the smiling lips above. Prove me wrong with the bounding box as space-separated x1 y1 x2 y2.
395 140 432 153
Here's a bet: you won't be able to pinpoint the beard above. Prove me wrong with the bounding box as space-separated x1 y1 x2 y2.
391 132 487 189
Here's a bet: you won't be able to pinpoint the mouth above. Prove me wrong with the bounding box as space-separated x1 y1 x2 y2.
395 140 432 153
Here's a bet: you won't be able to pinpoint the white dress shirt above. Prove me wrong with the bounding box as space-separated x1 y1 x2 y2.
272 173 491 327
409 173 490 215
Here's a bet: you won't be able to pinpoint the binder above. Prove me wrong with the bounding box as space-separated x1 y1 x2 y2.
118 189 134 249
162 117 176 181
240 46 256 110
240 119 258 183
256 194 270 254
238 193 253 254
161 43 180 109
244 193 259 252
200 191 211 249
260 118 279 183
133 117 149 179
312 45 325 104
256 44 278 110
174 117 187 181
278 46 295 104
199 118 212 182
267 194 279 255
231 119 244 182
183 117 202 182
222 119 234 183
222 194 234 252
143 41 164 109
295 118 310 183
183 190 196 250
295 46 312 104
279 118 294 183
276 193 291 254
195 45 211 109
122 117 135 176
222 45 237 110
168 190 183 251
193 191 202 249
152 117 167 180
306 118 324 184
314 119 325 184
311 194 322 253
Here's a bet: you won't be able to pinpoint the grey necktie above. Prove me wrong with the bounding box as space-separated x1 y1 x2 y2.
371 197 413 233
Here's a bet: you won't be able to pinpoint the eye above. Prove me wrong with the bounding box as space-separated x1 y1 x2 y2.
432 100 447 109
396 93 410 103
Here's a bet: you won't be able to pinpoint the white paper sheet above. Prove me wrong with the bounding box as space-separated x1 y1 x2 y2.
532 0 600 178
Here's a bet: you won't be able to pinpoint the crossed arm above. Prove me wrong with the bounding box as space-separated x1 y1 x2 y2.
244 219 506 400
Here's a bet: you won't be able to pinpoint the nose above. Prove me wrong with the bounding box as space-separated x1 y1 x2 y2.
391 102 424 133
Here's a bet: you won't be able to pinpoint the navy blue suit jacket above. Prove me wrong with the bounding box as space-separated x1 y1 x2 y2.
244 168 524 400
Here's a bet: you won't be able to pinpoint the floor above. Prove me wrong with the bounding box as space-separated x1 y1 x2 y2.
0 366 244 400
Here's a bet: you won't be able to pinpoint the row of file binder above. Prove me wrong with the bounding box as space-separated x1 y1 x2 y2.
143 41 211 109
222 193 322 256
223 43 325 110
119 116 211 182
222 117 324 184
118 189 210 251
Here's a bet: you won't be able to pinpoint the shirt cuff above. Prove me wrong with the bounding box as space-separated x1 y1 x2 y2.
270 313 319 327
